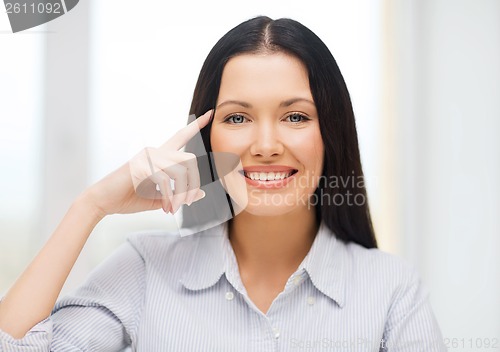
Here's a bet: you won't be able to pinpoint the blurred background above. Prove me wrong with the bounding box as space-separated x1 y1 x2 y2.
1 0 498 346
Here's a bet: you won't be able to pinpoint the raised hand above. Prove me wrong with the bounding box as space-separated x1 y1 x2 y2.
82 110 213 217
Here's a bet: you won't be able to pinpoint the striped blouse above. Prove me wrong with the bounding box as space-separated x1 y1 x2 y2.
0 222 446 351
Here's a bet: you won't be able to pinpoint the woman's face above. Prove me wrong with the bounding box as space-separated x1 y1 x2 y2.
210 53 324 217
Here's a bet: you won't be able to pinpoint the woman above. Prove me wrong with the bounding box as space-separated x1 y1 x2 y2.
0 16 446 351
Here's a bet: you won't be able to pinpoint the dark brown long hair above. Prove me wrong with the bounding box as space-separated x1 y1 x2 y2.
188 16 377 248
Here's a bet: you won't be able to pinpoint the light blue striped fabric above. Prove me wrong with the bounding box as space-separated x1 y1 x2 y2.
0 222 447 351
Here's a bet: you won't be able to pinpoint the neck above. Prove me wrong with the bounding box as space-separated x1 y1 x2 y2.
228 206 319 275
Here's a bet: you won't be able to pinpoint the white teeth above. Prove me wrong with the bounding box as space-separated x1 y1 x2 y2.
245 171 294 181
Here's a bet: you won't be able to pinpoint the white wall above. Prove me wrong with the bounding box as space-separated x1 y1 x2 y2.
385 0 500 341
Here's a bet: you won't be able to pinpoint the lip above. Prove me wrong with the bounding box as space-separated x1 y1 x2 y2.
238 165 298 189
242 165 297 173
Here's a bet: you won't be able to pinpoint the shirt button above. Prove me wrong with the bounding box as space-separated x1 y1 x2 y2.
293 276 302 285
272 327 280 339
307 296 316 305
225 291 234 301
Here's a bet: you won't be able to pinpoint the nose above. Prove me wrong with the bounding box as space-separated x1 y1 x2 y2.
249 121 284 158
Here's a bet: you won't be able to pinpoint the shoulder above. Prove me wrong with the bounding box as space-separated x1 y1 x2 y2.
322 237 444 345
341 240 418 283
126 229 191 259
336 238 427 307
316 223 418 286
124 225 224 271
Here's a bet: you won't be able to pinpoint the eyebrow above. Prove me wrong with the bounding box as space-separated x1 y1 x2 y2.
216 97 315 109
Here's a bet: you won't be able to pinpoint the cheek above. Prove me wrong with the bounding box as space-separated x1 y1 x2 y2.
210 127 247 153
287 129 324 169
313 134 325 170
209 127 221 151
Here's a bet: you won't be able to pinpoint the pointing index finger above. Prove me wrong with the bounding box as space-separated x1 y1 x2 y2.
163 110 213 150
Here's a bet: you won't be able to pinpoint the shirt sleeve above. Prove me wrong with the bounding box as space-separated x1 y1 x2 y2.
381 266 447 352
0 237 146 352
0 318 52 352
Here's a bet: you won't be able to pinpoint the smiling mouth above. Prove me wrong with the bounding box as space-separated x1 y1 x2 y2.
239 170 298 181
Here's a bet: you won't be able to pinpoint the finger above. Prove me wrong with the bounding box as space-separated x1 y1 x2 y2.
144 148 199 211
151 151 201 210
163 163 188 213
162 109 213 151
155 173 173 213
183 154 201 205
190 189 206 204
129 148 155 194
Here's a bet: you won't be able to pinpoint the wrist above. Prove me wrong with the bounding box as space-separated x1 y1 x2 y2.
73 190 107 223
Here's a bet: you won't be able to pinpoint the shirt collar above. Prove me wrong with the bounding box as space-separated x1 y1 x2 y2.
179 224 226 291
299 222 346 308
179 221 346 308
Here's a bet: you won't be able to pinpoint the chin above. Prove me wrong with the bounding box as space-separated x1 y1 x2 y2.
235 191 311 217
241 204 297 217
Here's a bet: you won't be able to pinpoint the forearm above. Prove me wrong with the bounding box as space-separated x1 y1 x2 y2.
0 194 104 339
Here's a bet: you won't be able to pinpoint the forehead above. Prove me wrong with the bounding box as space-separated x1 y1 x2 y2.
217 53 313 102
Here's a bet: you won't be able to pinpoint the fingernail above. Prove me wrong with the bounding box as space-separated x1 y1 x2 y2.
206 109 214 121
193 190 205 202
170 200 177 213
162 197 168 213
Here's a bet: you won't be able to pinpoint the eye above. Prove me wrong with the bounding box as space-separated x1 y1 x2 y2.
224 114 247 124
285 113 310 123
